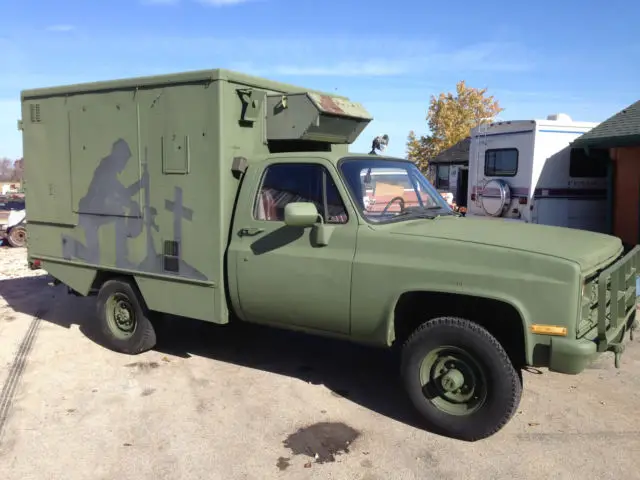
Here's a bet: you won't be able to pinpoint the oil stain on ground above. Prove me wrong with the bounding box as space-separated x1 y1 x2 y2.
283 422 360 464
124 361 159 372
276 457 291 471
141 387 156 397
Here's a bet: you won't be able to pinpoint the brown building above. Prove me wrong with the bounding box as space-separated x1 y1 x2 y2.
571 100 640 247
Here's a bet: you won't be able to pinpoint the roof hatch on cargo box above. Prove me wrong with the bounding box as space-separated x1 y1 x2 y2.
265 92 373 144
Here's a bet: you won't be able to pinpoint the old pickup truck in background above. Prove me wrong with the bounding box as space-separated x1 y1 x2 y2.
0 194 26 247
19 68 639 441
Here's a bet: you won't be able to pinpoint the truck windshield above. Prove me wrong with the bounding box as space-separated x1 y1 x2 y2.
339 156 453 223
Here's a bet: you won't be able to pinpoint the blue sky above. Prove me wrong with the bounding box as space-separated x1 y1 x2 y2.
1 0 638 160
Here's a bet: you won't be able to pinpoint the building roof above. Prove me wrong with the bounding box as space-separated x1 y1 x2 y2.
430 137 470 164
571 100 640 149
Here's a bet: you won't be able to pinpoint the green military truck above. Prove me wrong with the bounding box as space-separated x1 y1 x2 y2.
19 69 639 441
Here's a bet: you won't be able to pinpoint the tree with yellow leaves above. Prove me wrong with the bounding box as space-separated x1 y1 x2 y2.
407 81 503 171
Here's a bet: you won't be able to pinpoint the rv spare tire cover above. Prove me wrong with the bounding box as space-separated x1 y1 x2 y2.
480 179 511 217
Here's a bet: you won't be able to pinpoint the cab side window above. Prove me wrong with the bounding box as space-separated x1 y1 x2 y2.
254 163 348 224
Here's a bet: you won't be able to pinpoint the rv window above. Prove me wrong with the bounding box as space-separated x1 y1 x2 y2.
435 165 450 189
569 148 608 178
485 149 518 177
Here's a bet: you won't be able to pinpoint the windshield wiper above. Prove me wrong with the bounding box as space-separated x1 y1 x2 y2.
396 206 459 219
393 209 438 219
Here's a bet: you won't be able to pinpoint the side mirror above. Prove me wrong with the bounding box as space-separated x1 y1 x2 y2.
284 202 320 227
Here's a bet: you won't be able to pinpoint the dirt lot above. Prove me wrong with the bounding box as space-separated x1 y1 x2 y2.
0 247 639 480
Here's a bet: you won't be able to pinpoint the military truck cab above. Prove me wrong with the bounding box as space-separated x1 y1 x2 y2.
20 69 639 442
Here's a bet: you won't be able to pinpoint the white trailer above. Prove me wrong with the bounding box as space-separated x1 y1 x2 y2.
466 113 610 233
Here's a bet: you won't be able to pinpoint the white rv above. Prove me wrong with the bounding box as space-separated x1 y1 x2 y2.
466 114 610 233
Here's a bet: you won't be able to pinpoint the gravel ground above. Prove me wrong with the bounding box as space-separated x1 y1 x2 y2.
0 247 639 480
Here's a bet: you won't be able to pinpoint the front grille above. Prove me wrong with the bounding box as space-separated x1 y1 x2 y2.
578 246 640 345
578 275 601 337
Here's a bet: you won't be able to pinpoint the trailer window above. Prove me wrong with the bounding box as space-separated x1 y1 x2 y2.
485 149 518 177
254 163 348 224
569 148 608 178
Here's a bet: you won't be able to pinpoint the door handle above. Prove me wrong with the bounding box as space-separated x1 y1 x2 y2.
238 227 265 237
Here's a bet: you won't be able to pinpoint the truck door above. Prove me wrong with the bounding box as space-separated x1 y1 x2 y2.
228 158 357 335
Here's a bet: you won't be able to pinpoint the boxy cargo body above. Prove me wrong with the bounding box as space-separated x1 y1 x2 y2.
20 69 371 325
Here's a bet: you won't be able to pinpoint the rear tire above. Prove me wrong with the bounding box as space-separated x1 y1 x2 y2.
7 225 26 248
401 316 522 441
95 278 157 354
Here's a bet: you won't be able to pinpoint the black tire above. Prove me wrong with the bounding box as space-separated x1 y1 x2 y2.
95 278 157 354
401 316 522 441
7 225 26 248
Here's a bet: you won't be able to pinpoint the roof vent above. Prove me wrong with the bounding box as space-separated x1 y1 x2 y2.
546 113 572 122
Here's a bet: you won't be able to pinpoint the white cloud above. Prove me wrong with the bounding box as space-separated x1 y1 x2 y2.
0 31 537 82
228 44 535 78
45 24 75 32
0 32 546 160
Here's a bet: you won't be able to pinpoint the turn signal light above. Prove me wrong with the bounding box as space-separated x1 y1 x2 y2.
530 324 568 336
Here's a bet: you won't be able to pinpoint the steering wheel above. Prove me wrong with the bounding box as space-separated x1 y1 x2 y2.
381 196 406 215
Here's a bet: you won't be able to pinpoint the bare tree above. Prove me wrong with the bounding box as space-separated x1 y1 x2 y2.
0 158 13 181
12 158 24 182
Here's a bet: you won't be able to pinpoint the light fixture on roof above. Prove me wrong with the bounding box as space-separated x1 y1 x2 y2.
369 134 389 155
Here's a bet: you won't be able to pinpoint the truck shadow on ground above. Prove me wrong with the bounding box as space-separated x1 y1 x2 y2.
0 274 427 432
0 274 97 332
155 313 426 429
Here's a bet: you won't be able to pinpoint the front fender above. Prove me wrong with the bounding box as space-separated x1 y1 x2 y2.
349 227 581 366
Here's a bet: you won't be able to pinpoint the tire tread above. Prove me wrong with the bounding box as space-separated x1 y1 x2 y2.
401 316 522 441
96 277 157 355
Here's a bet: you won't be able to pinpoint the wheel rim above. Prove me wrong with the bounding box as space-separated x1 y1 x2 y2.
10 228 26 246
105 292 137 339
418 346 488 416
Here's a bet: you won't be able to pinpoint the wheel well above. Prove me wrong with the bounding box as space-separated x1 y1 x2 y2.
393 291 526 368
89 271 140 298
89 270 115 295
90 270 155 310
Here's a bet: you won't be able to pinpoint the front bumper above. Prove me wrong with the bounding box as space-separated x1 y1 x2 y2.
549 309 637 374
549 245 640 374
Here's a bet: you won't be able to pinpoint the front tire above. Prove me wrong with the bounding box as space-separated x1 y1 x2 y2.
95 278 157 354
401 316 522 441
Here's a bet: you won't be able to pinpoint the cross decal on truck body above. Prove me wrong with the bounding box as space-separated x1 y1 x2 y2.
165 186 193 247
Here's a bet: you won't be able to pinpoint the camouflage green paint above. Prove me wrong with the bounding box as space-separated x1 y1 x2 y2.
20 69 356 325
61 138 145 268
134 182 206 281
20 68 639 377
265 92 371 144
60 139 206 280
